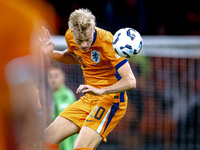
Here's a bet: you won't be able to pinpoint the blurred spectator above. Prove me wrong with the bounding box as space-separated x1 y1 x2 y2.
47 0 200 35
47 67 78 150
186 0 200 35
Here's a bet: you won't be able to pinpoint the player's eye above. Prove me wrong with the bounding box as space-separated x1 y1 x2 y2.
78 39 83 43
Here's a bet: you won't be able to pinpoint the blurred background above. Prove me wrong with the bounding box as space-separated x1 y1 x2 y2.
46 0 200 35
35 0 200 150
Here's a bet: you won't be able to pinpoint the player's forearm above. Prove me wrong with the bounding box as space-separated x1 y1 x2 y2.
102 77 136 95
46 50 79 65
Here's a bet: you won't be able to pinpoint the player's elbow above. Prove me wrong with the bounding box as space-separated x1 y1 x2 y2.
128 77 136 90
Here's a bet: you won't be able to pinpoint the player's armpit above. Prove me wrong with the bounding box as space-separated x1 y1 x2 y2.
63 49 79 65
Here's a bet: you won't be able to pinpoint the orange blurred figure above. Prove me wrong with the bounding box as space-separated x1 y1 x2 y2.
0 0 56 149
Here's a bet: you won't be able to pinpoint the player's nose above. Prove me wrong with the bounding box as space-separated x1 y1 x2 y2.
81 41 89 47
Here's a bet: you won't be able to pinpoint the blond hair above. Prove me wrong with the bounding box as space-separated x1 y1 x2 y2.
68 8 96 38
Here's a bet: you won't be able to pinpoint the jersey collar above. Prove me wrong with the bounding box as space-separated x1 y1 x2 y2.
91 29 97 46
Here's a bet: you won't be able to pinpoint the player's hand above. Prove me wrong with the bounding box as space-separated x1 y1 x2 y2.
37 26 55 56
76 85 105 96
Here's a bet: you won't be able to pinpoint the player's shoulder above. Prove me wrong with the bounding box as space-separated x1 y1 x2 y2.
65 29 73 41
95 27 113 50
96 27 113 41
65 29 77 48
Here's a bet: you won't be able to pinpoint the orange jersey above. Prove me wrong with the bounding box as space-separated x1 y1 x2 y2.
65 27 128 102
61 27 129 141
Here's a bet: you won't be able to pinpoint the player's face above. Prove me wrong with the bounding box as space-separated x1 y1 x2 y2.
74 26 95 52
48 69 65 91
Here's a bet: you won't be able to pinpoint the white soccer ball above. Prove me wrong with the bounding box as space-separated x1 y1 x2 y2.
112 28 143 58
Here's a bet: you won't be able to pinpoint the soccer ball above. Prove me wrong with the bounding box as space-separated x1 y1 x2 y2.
112 28 143 58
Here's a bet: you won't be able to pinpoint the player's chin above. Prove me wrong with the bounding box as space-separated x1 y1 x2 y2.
81 47 90 51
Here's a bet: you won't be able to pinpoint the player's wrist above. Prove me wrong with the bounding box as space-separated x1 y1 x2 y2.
45 50 55 58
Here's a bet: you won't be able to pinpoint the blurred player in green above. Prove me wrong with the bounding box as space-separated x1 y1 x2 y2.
48 67 78 150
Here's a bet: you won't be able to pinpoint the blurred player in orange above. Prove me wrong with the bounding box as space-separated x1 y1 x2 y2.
38 8 136 150
0 0 55 149
22 0 58 34
34 84 42 111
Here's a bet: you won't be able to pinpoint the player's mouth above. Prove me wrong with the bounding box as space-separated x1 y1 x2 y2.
81 47 90 51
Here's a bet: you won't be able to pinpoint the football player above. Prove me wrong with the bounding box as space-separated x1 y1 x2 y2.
38 8 136 150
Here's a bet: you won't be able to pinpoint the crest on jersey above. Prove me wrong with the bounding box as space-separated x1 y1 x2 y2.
91 50 100 63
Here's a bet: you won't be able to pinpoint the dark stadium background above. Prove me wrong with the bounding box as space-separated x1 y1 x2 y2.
47 0 200 35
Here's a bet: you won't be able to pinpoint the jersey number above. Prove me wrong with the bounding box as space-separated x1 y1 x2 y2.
89 106 105 120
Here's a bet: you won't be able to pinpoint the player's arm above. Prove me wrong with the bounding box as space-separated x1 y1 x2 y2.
47 49 79 65
77 61 136 95
102 61 136 94
38 26 79 65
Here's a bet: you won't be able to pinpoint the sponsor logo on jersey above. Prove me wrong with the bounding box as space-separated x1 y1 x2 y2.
115 54 121 59
86 119 95 122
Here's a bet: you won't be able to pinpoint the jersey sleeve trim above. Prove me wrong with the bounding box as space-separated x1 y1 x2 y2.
91 29 97 46
115 59 128 70
69 51 75 54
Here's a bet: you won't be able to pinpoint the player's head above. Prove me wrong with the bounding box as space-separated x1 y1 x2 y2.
48 67 66 92
68 8 96 52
